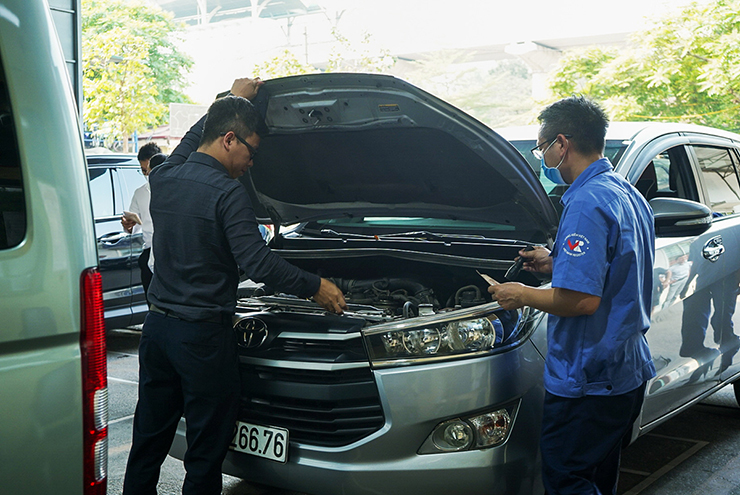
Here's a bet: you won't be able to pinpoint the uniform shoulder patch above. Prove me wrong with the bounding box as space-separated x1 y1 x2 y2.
562 233 590 257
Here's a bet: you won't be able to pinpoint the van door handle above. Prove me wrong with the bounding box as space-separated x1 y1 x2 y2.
703 236 725 262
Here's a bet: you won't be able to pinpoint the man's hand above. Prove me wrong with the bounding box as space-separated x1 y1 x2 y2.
519 245 553 275
121 216 136 233
230 77 263 101
313 278 348 315
488 282 527 310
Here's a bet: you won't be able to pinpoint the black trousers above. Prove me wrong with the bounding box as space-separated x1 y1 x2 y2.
540 382 646 495
122 311 240 495
138 248 152 299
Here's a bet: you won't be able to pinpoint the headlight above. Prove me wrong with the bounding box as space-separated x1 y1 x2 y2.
364 302 534 367
382 317 501 357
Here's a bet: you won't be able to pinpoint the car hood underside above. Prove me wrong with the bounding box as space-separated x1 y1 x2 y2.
242 73 558 239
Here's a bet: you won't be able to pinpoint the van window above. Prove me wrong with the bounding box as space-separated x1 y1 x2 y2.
0 54 26 249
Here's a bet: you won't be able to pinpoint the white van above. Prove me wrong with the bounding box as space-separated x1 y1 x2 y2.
0 1 108 494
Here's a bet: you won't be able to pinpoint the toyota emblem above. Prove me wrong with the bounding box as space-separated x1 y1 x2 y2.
234 317 269 349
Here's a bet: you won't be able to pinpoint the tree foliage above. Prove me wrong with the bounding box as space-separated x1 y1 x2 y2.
325 30 395 74
82 0 193 150
252 30 394 80
252 50 318 80
547 0 740 131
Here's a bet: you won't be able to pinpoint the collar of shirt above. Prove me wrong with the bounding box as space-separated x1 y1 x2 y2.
188 151 233 178
561 157 613 206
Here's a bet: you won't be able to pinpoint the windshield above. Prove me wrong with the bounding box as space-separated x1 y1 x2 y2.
507 139 627 212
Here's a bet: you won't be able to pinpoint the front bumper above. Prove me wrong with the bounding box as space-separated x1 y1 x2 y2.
169 340 545 495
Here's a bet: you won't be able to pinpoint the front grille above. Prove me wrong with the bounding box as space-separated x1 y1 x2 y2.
238 364 384 447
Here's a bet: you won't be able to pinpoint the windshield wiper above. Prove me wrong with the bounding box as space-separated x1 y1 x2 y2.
313 229 531 247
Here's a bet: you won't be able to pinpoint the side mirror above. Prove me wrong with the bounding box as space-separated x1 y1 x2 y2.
649 197 712 237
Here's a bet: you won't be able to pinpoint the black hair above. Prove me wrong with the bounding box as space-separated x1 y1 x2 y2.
537 96 609 155
148 152 168 170
137 142 161 162
200 96 261 147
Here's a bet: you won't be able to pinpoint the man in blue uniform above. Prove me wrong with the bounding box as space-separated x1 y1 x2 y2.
489 96 656 494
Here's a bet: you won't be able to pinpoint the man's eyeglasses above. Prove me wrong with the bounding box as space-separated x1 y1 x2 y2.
530 134 572 160
221 131 258 161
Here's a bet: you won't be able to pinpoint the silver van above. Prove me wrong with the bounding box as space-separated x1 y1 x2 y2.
0 1 108 494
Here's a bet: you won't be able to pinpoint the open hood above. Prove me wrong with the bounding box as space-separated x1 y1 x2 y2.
242 73 558 240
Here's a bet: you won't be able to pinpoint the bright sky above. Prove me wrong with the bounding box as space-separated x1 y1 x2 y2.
328 0 683 52
160 0 703 103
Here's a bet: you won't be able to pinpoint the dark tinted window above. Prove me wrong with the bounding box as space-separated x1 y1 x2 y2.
508 139 627 214
0 53 25 249
635 146 699 203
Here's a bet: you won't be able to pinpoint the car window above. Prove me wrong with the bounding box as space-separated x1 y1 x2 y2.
117 167 147 209
508 139 627 214
88 168 114 219
635 146 699 202
692 145 740 216
0 55 25 249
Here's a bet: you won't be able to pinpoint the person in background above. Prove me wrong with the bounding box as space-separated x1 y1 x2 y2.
488 96 656 495
137 141 161 175
122 77 347 495
122 152 168 299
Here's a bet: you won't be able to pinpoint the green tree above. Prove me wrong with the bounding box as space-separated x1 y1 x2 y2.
547 0 740 131
252 50 318 80
252 31 394 80
325 30 395 74
82 0 193 150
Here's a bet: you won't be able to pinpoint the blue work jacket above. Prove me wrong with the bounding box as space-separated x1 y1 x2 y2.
546 158 657 397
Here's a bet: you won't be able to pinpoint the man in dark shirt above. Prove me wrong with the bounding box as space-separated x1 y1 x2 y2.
123 78 347 495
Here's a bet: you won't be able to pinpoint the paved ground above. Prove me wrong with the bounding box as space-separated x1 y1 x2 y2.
107 328 740 495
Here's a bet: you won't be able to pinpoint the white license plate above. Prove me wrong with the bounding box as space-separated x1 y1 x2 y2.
229 421 289 463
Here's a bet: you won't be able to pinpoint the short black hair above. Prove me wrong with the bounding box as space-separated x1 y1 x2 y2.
538 96 609 155
137 142 161 162
200 96 261 146
148 153 168 170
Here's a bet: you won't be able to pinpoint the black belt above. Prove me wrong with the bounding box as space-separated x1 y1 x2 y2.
149 304 228 325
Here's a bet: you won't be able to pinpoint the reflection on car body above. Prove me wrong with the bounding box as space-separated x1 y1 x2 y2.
500 121 740 427
164 76 740 495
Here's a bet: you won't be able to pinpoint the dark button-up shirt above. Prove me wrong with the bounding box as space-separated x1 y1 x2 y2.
147 115 321 321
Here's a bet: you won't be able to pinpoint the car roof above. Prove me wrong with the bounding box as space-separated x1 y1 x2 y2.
85 153 139 167
496 122 740 144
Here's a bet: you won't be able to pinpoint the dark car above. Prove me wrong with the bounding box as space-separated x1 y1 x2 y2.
86 153 148 329
166 74 740 495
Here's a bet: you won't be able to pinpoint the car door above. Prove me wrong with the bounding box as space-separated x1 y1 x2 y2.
89 163 135 327
116 165 147 315
687 141 740 384
626 134 740 426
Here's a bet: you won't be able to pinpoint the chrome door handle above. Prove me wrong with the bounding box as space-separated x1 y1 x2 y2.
703 236 725 262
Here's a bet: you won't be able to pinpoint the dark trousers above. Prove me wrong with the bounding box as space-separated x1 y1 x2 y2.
138 248 152 300
122 311 240 495
540 383 646 495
